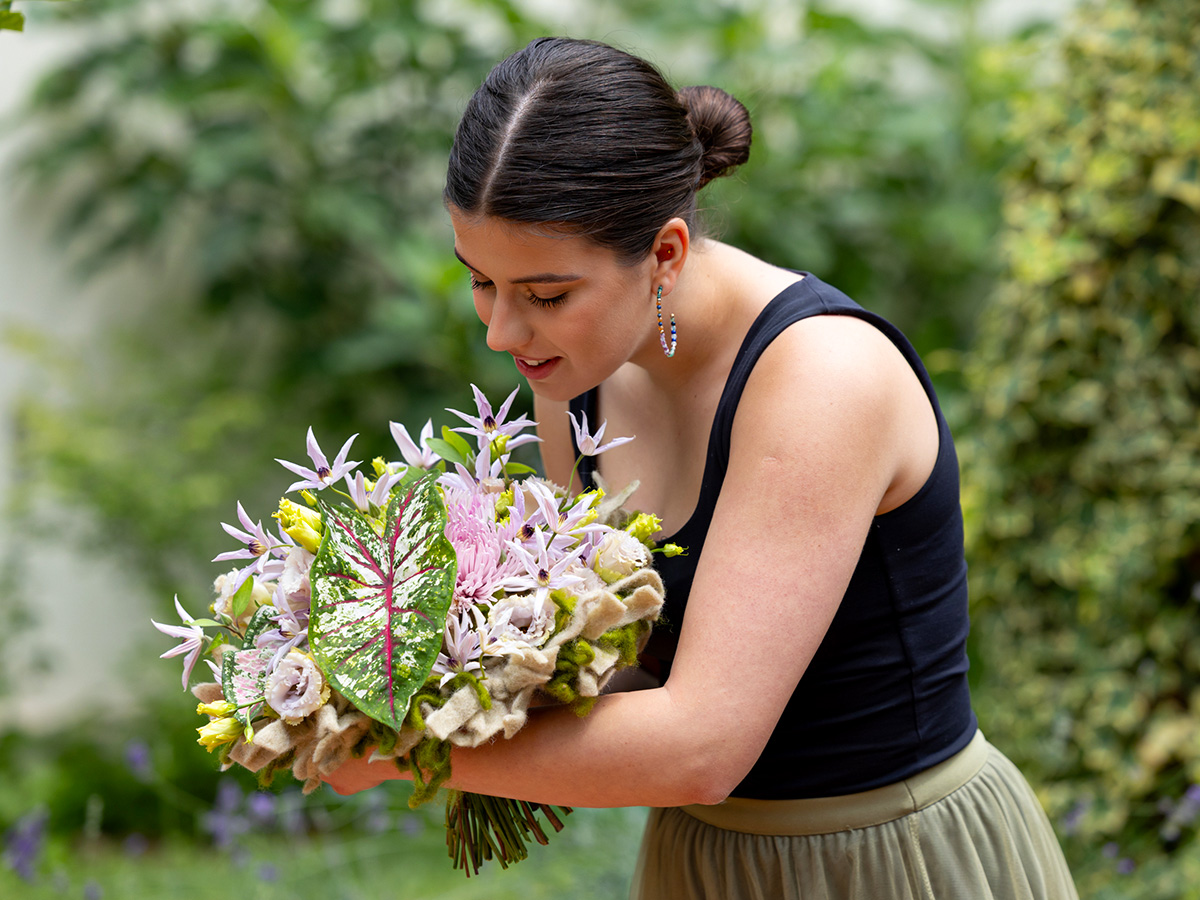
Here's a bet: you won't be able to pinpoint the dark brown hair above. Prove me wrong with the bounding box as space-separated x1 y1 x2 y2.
444 37 752 263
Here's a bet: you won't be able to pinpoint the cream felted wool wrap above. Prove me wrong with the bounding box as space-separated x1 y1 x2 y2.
192 567 664 793
421 568 664 747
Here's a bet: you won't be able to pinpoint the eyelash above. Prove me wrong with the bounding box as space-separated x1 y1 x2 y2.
470 275 568 309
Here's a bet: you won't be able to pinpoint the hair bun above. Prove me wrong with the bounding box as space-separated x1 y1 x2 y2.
677 85 752 188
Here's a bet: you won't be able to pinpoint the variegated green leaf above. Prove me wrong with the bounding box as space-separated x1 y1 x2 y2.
222 646 274 726
308 473 455 732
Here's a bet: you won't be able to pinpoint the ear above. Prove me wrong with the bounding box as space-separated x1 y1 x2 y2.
649 217 689 298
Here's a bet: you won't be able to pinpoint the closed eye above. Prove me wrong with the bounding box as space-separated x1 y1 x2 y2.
469 273 567 308
526 289 568 308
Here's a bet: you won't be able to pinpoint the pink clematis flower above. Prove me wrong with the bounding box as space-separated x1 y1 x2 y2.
566 410 634 456
390 419 439 469
503 527 586 613
275 427 360 493
344 469 405 514
152 597 206 689
432 611 484 688
518 480 606 554
448 384 541 452
213 501 283 594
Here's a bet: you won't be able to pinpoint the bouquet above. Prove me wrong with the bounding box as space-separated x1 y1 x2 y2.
152 385 675 874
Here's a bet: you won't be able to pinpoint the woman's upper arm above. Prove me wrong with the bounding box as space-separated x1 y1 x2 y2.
533 394 577 488
662 316 920 793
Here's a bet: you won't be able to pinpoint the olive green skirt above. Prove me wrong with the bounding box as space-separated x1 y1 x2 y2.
629 731 1077 900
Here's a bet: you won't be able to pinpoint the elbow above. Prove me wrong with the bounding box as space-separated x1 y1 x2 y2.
661 746 751 807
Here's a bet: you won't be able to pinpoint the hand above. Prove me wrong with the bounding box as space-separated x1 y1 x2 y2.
322 751 410 796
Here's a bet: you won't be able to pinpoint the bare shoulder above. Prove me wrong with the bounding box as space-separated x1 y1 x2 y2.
729 313 937 515
533 394 576 488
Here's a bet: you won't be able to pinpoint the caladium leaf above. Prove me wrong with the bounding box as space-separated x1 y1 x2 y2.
308 473 456 732
222 646 274 726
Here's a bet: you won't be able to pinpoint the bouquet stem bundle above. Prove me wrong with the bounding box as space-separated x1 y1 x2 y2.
445 790 571 876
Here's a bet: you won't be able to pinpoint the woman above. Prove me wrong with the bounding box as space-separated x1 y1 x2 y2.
327 36 1077 899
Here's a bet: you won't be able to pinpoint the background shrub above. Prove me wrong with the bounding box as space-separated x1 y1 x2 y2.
960 0 1200 894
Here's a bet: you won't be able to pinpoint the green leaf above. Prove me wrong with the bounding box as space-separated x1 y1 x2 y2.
503 461 538 476
229 576 255 621
440 426 475 460
308 473 456 732
242 605 277 648
0 10 24 31
425 437 467 467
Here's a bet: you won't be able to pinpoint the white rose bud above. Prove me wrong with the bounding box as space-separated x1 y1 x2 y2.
265 650 330 725
593 530 651 584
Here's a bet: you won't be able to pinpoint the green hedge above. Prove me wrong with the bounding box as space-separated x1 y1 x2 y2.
960 1 1200 894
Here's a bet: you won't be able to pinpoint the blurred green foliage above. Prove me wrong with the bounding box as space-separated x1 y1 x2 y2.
5 0 1010 600
1 0 26 32
29 0 1200 894
960 0 1200 894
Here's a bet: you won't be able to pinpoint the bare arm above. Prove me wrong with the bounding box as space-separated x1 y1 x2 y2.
325 317 934 806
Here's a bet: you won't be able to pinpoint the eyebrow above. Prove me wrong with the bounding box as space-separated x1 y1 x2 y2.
453 248 582 285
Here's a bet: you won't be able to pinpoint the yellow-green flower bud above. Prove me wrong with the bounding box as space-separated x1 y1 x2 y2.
578 488 605 510
489 433 510 461
300 489 319 509
661 543 687 557
624 512 662 545
371 456 389 478
196 699 236 718
274 498 324 554
494 487 515 518
196 716 242 752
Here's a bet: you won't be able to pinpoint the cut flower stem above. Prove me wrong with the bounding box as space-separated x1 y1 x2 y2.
444 789 572 876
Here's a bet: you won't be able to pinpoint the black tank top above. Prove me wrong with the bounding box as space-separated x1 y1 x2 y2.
569 273 977 798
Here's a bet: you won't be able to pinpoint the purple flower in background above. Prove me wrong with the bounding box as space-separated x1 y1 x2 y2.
124 740 152 781
1116 857 1136 875
151 597 206 689
202 780 250 851
247 792 277 828
123 833 149 858
1059 798 1088 835
3 808 48 882
84 881 103 900
276 427 360 493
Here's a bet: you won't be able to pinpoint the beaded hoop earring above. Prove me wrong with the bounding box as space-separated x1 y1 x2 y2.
656 286 677 358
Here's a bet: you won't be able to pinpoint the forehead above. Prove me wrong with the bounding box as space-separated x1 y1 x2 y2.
449 211 618 275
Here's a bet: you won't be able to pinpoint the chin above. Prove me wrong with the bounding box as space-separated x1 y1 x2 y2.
525 379 577 403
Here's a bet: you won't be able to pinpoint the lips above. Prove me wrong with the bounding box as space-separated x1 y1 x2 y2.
513 354 562 380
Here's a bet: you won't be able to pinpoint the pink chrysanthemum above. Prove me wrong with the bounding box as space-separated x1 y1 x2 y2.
443 488 522 614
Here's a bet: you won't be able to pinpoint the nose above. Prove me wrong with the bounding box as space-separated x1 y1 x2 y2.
478 291 533 353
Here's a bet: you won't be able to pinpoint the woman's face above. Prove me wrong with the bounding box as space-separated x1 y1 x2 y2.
449 210 656 402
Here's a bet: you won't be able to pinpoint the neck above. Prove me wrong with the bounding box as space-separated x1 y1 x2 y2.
631 241 749 391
